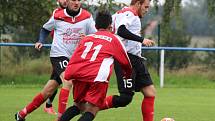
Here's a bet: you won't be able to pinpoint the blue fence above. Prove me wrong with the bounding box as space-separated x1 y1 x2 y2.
1 42 215 87
0 42 215 51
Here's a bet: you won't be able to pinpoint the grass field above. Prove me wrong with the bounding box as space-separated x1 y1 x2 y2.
1 85 215 121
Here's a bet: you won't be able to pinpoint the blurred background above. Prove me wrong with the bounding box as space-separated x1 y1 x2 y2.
0 0 214 88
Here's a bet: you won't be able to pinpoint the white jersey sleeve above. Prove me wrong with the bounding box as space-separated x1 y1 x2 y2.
112 7 143 57
86 15 97 34
112 11 136 32
43 15 55 31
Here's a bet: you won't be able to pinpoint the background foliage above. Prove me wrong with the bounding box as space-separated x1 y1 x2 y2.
0 0 214 84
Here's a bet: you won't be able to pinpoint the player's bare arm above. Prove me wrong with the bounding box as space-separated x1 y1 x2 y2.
79 33 86 40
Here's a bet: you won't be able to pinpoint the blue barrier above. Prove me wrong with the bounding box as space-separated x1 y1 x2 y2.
1 42 214 88
0 42 215 51
0 43 51 48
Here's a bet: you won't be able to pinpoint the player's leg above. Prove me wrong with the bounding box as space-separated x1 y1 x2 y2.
15 79 59 120
140 85 156 121
44 62 63 115
44 88 58 115
60 81 93 121
58 71 73 119
78 103 99 121
60 80 89 121
100 60 134 110
133 55 156 121
60 102 97 121
78 82 107 121
46 88 57 107
48 57 70 119
59 104 81 121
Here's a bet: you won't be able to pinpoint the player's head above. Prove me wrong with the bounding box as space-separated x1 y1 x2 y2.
57 0 67 9
95 10 112 30
130 0 151 18
67 0 82 12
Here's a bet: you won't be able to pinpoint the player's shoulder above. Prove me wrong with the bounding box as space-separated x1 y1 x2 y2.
81 9 92 18
112 34 123 42
53 8 65 19
116 7 138 17
86 31 114 43
101 32 122 44
73 8 93 23
54 8 64 14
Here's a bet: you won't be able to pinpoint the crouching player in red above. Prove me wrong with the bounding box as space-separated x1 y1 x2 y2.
59 10 133 121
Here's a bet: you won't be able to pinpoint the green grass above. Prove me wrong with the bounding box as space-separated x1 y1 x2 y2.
1 85 215 121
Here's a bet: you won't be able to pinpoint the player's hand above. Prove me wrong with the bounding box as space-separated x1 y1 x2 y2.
80 33 86 40
142 38 155 47
35 42 43 51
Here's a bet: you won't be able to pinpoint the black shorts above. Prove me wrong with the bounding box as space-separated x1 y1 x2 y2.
50 56 69 85
115 53 153 92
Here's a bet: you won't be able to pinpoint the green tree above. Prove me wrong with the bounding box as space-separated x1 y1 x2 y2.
0 0 55 41
161 0 192 70
206 0 215 67
207 0 215 18
0 0 56 62
83 0 125 15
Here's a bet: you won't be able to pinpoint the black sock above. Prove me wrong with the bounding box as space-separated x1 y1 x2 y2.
78 112 95 121
46 103 52 108
46 89 58 108
60 105 80 121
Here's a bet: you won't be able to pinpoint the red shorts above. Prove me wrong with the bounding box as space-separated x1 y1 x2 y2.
72 81 108 108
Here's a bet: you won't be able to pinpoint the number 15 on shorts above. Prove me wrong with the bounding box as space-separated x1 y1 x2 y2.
123 79 133 88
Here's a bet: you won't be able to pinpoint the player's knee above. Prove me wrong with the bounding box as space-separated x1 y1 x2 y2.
141 85 156 97
62 80 73 89
112 93 134 108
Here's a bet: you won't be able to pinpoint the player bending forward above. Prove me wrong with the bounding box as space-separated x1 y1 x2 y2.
59 10 133 121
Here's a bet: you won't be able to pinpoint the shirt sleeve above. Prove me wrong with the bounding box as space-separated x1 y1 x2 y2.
111 35 132 79
38 28 51 43
86 15 97 35
113 12 136 31
117 25 144 43
42 14 55 31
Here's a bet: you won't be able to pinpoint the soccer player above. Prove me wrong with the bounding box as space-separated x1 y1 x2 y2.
59 9 132 121
100 0 156 121
15 0 96 121
38 0 68 115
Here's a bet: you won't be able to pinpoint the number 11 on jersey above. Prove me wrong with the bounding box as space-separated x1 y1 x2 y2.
81 42 102 61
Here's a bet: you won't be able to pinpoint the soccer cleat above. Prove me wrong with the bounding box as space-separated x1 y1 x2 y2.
15 112 25 121
44 106 57 115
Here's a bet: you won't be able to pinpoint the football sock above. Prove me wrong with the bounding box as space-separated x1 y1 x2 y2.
78 112 95 121
142 96 155 121
19 93 45 118
59 105 80 121
100 95 113 110
46 89 58 108
58 88 70 118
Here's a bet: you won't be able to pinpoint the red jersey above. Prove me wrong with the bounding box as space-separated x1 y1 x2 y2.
64 30 132 83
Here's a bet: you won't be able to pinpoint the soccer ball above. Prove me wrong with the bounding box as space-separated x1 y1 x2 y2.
161 118 175 121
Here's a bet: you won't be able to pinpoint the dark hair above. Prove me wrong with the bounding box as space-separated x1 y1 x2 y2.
95 10 112 29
